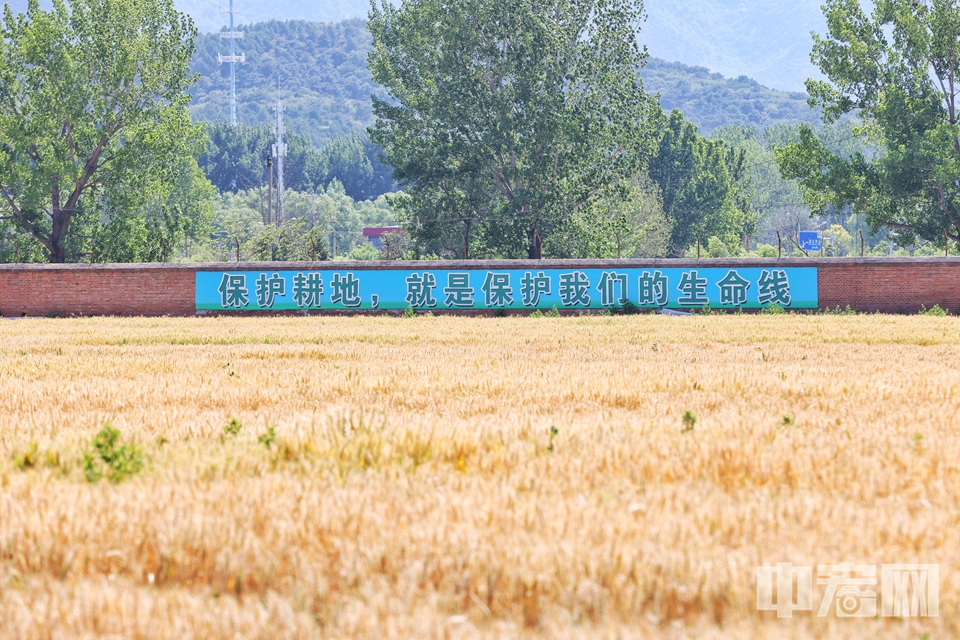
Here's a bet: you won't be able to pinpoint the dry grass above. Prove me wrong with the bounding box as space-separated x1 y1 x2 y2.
0 313 957 639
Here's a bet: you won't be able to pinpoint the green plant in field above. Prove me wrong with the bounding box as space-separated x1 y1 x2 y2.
620 300 639 315
259 426 277 449
529 309 545 318
821 305 857 316
544 306 561 318
681 410 697 433
920 304 947 316
761 304 786 315
546 426 559 453
224 418 243 437
912 433 926 455
83 425 144 484
402 306 417 319
14 441 38 469
782 413 795 426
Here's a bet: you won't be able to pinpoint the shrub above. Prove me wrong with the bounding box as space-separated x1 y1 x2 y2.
920 304 947 316
620 300 639 315
83 425 144 483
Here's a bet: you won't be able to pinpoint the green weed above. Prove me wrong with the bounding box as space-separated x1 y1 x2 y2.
224 418 243 437
83 425 144 484
920 304 947 316
259 426 277 449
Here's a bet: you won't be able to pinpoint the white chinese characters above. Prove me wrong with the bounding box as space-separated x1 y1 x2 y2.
757 562 939 619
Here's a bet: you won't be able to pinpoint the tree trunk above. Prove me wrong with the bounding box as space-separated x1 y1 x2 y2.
48 210 70 263
527 228 542 260
49 243 67 263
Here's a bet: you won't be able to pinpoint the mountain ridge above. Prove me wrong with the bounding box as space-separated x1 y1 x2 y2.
187 19 821 143
2 0 827 91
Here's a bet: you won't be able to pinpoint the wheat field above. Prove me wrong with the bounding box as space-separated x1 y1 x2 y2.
0 314 957 639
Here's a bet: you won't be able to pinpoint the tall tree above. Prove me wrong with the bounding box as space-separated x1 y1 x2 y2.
200 121 320 194
775 0 960 248
648 109 757 255
0 0 202 262
367 0 658 259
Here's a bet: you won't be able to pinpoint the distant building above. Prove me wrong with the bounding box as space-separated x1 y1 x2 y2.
362 226 402 250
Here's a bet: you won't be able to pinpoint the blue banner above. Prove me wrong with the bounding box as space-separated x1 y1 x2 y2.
196 267 818 311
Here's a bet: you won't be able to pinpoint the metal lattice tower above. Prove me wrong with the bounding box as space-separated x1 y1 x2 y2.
218 0 245 125
273 100 287 223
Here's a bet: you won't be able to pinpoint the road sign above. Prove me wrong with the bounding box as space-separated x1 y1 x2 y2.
800 231 822 252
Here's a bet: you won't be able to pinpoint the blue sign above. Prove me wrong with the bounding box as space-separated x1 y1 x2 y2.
799 231 822 252
196 267 818 311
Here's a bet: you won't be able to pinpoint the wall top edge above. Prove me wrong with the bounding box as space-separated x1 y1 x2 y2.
3 257 960 271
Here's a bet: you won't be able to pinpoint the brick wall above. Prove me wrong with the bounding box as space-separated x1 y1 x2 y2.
1 258 959 316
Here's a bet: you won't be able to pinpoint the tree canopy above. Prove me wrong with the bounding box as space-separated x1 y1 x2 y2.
0 0 203 262
775 0 960 248
648 109 757 255
367 0 659 259
199 121 394 201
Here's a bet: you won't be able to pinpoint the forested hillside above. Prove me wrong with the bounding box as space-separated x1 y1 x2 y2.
189 19 380 145
187 19 819 143
643 59 819 135
182 0 829 92
4 0 826 92
175 0 369 33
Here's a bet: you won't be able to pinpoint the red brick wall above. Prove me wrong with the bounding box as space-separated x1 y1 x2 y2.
2 258 959 316
0 264 195 317
816 259 960 313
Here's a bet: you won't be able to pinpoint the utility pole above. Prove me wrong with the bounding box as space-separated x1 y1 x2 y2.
266 155 273 225
218 0 245 125
272 100 287 226
308 193 318 226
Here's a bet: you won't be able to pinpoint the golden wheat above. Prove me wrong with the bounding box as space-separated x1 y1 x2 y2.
0 314 958 639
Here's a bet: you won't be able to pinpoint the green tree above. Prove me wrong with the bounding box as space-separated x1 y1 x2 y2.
648 110 757 255
775 0 960 248
200 121 323 194
200 123 394 202
88 158 215 263
367 0 658 259
0 0 202 262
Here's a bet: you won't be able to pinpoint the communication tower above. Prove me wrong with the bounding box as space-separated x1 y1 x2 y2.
218 0 245 125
